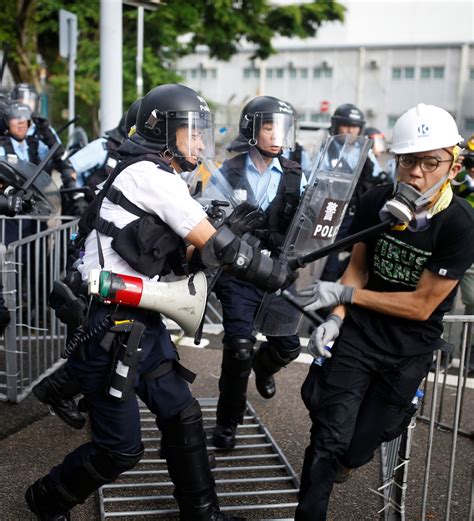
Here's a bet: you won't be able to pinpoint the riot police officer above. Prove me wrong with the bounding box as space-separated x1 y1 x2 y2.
319 103 381 282
210 96 305 450
10 83 87 216
25 84 295 521
0 101 87 215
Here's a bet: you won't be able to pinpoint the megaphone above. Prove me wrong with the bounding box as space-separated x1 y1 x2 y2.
88 269 208 336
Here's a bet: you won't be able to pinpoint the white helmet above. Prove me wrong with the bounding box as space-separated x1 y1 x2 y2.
390 104 462 154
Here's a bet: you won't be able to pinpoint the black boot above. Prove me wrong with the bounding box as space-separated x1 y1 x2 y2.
213 339 254 449
33 366 86 429
162 399 247 521
212 422 238 450
252 343 301 399
25 477 73 521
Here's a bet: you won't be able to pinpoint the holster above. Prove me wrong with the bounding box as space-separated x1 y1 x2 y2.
100 320 146 401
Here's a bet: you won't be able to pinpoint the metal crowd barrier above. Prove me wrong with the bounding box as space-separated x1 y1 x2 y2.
377 315 474 521
0 216 78 402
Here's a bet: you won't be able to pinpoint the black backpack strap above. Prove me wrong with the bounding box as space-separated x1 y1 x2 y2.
106 186 148 217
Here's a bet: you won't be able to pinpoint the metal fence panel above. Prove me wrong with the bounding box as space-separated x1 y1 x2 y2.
0 217 77 402
378 315 474 521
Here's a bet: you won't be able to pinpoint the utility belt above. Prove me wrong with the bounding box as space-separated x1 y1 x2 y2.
99 317 196 402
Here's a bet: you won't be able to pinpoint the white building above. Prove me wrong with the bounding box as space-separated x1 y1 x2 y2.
176 0 474 141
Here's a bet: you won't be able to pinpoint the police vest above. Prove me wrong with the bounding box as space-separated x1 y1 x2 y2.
221 153 302 253
0 135 40 165
77 154 187 278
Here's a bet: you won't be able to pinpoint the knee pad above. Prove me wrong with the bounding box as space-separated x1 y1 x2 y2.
160 399 204 448
58 442 144 502
222 339 255 377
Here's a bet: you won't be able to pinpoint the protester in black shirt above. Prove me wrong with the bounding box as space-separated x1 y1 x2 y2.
294 103 474 521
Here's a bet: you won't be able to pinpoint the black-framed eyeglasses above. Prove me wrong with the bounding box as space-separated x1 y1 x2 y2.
398 154 452 173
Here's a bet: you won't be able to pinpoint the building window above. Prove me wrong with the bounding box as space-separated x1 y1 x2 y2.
433 67 444 79
404 67 415 79
289 68 297 79
470 68 474 80
392 67 402 79
275 68 284 79
243 67 259 79
420 67 431 79
388 115 399 128
465 118 474 131
313 66 332 79
201 69 208 79
300 68 308 79
190 69 197 79
266 68 273 79
210 68 217 79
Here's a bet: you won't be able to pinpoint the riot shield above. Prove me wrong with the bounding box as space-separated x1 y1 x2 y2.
0 157 61 216
254 133 372 336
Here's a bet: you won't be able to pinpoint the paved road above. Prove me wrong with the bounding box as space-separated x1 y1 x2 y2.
1 329 472 521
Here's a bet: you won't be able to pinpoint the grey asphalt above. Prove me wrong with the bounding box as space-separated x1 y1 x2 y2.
0 331 472 521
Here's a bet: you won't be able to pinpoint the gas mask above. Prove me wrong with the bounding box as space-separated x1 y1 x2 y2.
379 174 452 230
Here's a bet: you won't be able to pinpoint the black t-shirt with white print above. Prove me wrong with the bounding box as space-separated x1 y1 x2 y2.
347 184 474 356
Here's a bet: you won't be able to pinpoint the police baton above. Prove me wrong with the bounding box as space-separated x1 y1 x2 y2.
56 116 79 135
288 219 394 271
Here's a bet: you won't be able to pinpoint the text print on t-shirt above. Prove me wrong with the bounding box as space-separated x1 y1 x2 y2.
373 233 431 287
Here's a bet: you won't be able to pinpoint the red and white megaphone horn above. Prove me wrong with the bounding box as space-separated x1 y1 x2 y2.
88 269 208 336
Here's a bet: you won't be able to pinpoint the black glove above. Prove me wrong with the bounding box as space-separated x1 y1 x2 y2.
31 112 50 132
0 193 24 216
201 225 298 293
71 194 89 216
225 202 267 237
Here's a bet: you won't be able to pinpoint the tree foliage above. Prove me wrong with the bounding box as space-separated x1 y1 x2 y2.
1 0 345 137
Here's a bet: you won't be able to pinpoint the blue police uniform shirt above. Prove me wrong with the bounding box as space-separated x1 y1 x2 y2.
0 137 31 161
245 155 307 211
69 137 109 186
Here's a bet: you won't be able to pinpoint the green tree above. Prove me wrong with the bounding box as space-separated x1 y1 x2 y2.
1 0 345 137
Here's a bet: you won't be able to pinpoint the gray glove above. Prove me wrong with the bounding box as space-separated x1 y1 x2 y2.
300 281 354 311
308 314 343 359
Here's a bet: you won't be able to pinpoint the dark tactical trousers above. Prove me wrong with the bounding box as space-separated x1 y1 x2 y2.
48 304 194 492
214 272 300 424
296 317 432 521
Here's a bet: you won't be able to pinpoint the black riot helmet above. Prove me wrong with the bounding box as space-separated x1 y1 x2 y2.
132 84 214 171
330 103 365 135
10 83 39 112
238 96 296 155
105 98 143 146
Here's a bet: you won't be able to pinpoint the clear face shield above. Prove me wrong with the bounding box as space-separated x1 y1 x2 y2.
167 111 215 162
12 89 38 112
252 112 296 151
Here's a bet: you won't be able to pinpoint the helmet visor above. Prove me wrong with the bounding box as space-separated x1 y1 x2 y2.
253 112 296 150
11 89 38 112
167 111 215 160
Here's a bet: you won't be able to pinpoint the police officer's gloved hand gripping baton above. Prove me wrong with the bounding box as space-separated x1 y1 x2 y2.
200 225 297 293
